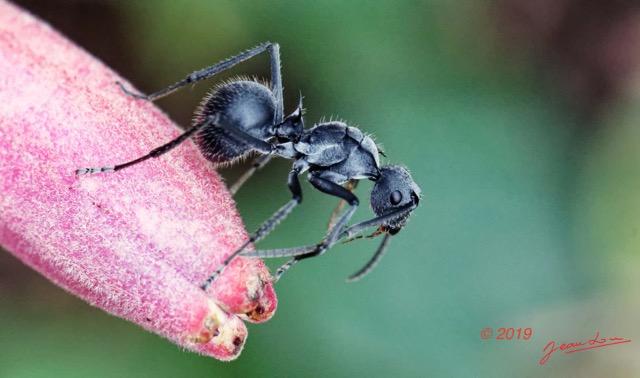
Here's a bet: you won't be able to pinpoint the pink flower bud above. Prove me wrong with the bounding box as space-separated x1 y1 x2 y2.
0 0 276 360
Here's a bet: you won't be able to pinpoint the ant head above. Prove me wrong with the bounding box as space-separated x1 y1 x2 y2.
370 165 421 234
275 95 304 142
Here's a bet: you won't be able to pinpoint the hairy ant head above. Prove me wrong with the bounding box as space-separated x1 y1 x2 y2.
275 95 304 142
370 165 420 234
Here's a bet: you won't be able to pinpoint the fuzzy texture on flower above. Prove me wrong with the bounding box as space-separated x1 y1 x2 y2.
0 0 276 360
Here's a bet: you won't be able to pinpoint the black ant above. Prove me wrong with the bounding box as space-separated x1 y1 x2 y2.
75 43 421 290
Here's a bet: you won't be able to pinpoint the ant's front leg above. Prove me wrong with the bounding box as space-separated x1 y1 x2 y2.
326 179 358 231
243 202 415 282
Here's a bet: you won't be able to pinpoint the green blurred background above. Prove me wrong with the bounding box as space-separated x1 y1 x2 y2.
2 1 640 377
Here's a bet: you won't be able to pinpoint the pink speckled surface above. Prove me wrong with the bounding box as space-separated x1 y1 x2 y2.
0 1 276 360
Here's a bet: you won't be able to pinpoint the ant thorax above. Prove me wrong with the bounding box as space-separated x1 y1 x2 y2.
284 121 381 184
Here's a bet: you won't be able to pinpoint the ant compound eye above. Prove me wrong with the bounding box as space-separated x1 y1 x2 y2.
390 190 403 205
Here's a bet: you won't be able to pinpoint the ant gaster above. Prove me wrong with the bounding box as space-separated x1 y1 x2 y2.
75 43 421 290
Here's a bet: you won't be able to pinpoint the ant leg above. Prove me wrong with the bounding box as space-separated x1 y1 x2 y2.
75 113 275 175
75 116 216 175
269 176 360 281
326 179 358 231
242 202 416 281
243 204 413 258
201 169 302 290
309 176 360 243
228 154 274 195
119 42 285 122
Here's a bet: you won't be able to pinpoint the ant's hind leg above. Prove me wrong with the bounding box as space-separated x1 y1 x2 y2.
75 116 216 175
118 42 284 122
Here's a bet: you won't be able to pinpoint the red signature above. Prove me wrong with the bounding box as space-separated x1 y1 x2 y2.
540 331 631 365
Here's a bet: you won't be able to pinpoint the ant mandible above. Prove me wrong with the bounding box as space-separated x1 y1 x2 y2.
76 43 421 290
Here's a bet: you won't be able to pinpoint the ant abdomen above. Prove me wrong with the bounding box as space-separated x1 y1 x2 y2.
193 79 277 164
